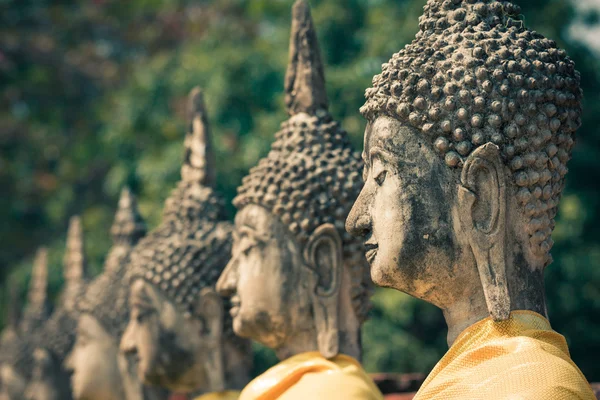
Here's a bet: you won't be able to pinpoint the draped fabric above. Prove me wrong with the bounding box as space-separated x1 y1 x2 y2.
414 310 595 400
238 352 383 400
194 390 241 400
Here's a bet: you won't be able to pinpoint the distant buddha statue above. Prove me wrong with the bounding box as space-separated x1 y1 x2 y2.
216 1 381 399
65 188 164 400
120 87 252 400
345 0 594 398
26 216 89 400
0 247 50 400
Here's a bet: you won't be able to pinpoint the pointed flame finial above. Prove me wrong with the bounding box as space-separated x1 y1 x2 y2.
21 247 50 332
60 216 88 310
64 216 87 284
284 0 328 116
110 187 147 246
181 87 215 187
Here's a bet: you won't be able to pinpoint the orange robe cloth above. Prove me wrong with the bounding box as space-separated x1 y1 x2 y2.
238 352 384 400
194 391 240 400
414 310 595 400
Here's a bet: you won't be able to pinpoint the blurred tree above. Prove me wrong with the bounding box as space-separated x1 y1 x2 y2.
1 0 599 382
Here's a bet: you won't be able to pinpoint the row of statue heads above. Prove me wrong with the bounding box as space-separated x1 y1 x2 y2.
1 0 592 399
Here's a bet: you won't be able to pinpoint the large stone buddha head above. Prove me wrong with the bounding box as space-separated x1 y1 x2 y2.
216 0 373 362
119 87 252 395
346 0 582 342
65 188 150 400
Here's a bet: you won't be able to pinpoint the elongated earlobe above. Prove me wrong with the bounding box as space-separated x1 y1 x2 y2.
458 143 510 321
304 224 342 358
196 288 225 392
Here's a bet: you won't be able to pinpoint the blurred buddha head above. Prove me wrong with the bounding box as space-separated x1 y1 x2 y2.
0 247 50 400
120 87 251 395
216 0 372 361
345 0 582 341
26 216 88 400
65 188 146 400
0 339 34 400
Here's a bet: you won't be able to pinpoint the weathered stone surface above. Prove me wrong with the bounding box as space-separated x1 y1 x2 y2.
120 87 251 396
66 189 151 400
25 216 89 400
346 0 589 398
0 247 51 400
217 0 372 363
347 0 582 339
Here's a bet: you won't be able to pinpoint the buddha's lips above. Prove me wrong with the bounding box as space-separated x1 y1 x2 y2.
364 243 378 263
230 295 241 317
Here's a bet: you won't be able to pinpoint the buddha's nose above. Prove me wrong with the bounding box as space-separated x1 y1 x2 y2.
346 193 372 239
216 258 238 297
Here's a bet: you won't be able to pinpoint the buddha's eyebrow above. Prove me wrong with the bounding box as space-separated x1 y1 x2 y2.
369 147 396 166
131 285 154 309
238 225 270 243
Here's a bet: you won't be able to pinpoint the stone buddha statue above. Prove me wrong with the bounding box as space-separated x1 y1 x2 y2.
120 87 252 400
65 188 163 400
345 0 594 398
0 248 50 400
215 2 380 399
25 216 89 400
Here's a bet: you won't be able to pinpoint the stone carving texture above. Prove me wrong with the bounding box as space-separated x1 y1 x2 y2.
38 216 89 363
20 248 50 334
360 0 582 265
128 87 241 346
233 1 372 321
2 334 37 381
1 247 50 381
77 188 146 338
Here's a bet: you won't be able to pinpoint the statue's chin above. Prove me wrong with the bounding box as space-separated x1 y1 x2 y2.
233 312 284 350
369 256 400 290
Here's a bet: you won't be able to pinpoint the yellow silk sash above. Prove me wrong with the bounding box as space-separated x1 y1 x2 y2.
194 390 240 400
238 352 383 400
414 310 595 400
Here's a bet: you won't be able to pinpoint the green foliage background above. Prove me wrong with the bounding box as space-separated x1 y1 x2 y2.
1 0 599 381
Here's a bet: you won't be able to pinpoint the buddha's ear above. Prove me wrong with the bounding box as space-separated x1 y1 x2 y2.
457 143 511 321
196 288 223 342
304 224 342 358
196 288 225 392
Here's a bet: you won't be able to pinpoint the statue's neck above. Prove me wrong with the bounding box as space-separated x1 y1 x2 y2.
443 294 490 346
442 260 547 346
222 341 252 391
275 266 362 362
275 328 319 360
275 326 361 362
188 341 251 397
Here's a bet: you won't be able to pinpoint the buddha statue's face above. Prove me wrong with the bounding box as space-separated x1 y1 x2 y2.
120 279 216 393
0 365 27 400
217 204 314 351
25 348 71 400
347 116 481 309
65 314 124 400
